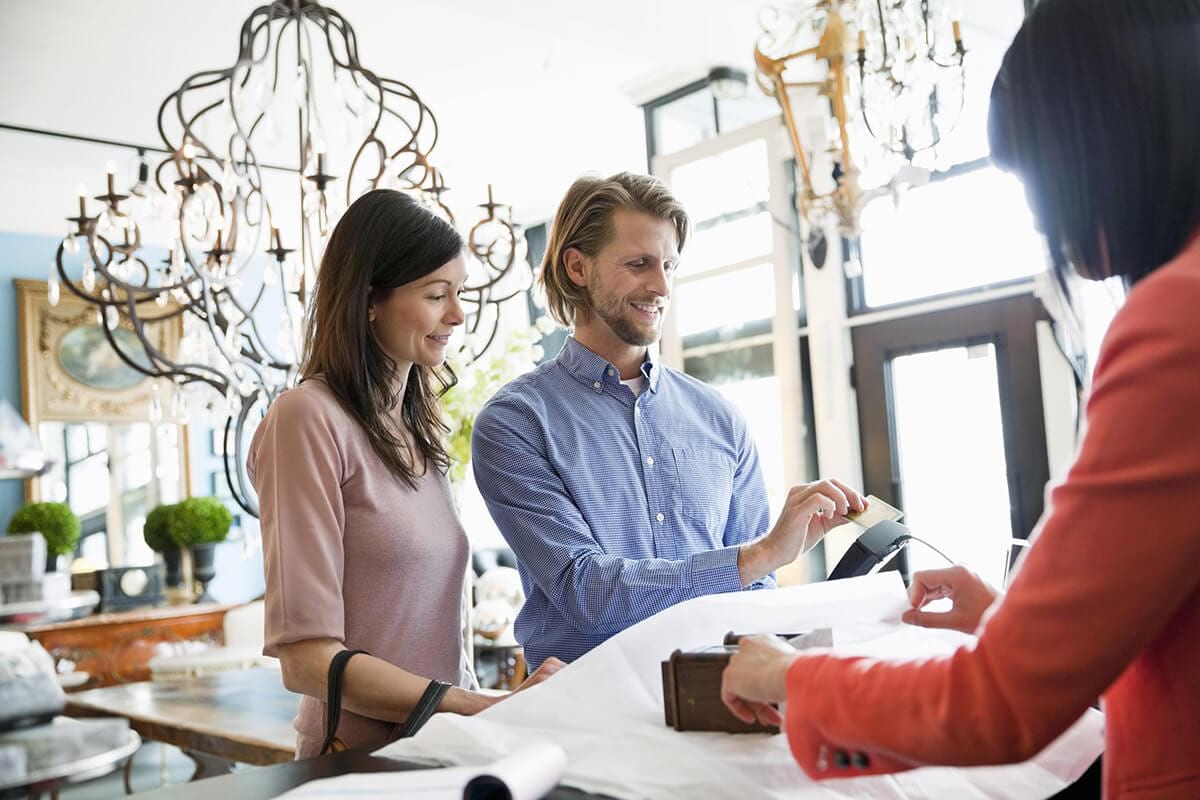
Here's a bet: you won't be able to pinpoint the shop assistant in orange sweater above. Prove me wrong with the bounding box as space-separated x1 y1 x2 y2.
720 1 1200 797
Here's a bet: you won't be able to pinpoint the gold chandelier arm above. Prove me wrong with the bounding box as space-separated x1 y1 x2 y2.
769 69 817 199
829 58 852 173
780 44 821 63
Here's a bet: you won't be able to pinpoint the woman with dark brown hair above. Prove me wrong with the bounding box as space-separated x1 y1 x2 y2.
248 189 561 758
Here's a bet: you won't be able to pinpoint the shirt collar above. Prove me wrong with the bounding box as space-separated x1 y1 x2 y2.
558 337 662 394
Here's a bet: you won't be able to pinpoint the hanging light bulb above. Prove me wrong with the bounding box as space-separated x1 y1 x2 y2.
291 64 307 107
149 383 163 424
302 188 321 218
261 105 284 146
171 385 188 420
221 160 238 202
337 69 365 113
47 266 61 307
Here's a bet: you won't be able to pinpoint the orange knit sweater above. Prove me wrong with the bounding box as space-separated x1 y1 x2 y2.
785 236 1200 799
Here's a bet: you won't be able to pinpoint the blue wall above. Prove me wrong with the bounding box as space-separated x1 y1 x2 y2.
0 230 263 603
0 231 58 521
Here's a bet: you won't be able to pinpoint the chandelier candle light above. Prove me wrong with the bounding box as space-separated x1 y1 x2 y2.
50 0 532 516
755 0 967 237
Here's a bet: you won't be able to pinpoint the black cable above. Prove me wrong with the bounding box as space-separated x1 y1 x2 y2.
901 534 955 566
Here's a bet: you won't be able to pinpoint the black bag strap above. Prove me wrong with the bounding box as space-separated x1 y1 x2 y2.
319 649 453 756
396 679 452 739
319 649 368 756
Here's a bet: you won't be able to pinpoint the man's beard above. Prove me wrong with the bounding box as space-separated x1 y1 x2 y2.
586 281 662 347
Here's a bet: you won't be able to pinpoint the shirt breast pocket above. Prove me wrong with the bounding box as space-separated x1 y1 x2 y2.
671 447 735 535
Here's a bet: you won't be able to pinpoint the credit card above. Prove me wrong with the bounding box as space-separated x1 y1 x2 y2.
844 495 904 528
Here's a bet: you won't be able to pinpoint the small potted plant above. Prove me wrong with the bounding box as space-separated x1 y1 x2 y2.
6 501 80 572
143 503 184 589
168 497 232 602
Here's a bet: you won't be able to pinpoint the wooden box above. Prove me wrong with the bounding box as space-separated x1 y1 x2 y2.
661 629 833 734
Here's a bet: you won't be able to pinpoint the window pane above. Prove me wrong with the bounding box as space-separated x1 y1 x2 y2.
685 212 773 275
123 503 154 567
675 263 774 339
858 167 1046 307
684 343 783 519
66 425 88 459
86 423 107 452
79 532 108 567
653 90 716 156
889 343 1014 586
68 454 109 515
119 424 153 489
716 92 781 134
669 139 768 222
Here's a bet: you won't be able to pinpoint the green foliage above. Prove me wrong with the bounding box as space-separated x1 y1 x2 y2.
143 503 176 552
6 501 81 557
142 497 233 549
170 497 233 546
442 318 555 485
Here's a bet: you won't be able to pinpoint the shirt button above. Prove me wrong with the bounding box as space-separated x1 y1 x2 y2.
592 381 601 390
833 750 851 769
607 368 615 376
851 751 871 769
655 512 665 523
645 457 654 466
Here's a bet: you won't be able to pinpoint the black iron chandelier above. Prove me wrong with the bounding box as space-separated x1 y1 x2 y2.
51 0 532 516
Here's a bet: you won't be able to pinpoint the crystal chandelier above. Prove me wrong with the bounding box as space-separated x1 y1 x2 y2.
51 0 531 516
755 0 966 237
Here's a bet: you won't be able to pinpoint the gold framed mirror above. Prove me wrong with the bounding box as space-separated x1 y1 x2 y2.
15 279 191 569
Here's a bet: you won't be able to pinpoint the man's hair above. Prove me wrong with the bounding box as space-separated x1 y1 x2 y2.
539 172 690 327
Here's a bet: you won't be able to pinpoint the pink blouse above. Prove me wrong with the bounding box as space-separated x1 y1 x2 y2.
248 378 474 757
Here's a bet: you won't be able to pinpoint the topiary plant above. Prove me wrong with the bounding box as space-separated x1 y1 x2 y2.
169 497 233 547
7 501 81 558
143 503 177 552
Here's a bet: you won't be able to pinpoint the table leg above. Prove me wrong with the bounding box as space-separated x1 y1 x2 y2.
123 753 135 795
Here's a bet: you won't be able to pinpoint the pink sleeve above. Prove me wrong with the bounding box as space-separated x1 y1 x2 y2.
249 388 348 656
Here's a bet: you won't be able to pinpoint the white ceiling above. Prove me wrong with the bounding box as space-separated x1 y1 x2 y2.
0 0 1025 237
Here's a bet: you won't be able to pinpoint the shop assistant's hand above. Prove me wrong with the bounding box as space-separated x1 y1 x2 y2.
720 634 799 727
901 565 1001 634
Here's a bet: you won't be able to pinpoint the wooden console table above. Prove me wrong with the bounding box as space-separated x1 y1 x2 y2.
15 604 236 690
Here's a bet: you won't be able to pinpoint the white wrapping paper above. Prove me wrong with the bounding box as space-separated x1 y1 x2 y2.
378 573 1104 799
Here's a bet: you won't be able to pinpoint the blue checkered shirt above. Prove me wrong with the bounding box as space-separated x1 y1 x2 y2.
471 337 775 670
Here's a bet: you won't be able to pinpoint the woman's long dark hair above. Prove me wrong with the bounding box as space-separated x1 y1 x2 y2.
989 0 1200 286
301 189 463 488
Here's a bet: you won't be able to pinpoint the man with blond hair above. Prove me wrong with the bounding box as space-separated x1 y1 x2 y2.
471 172 865 669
